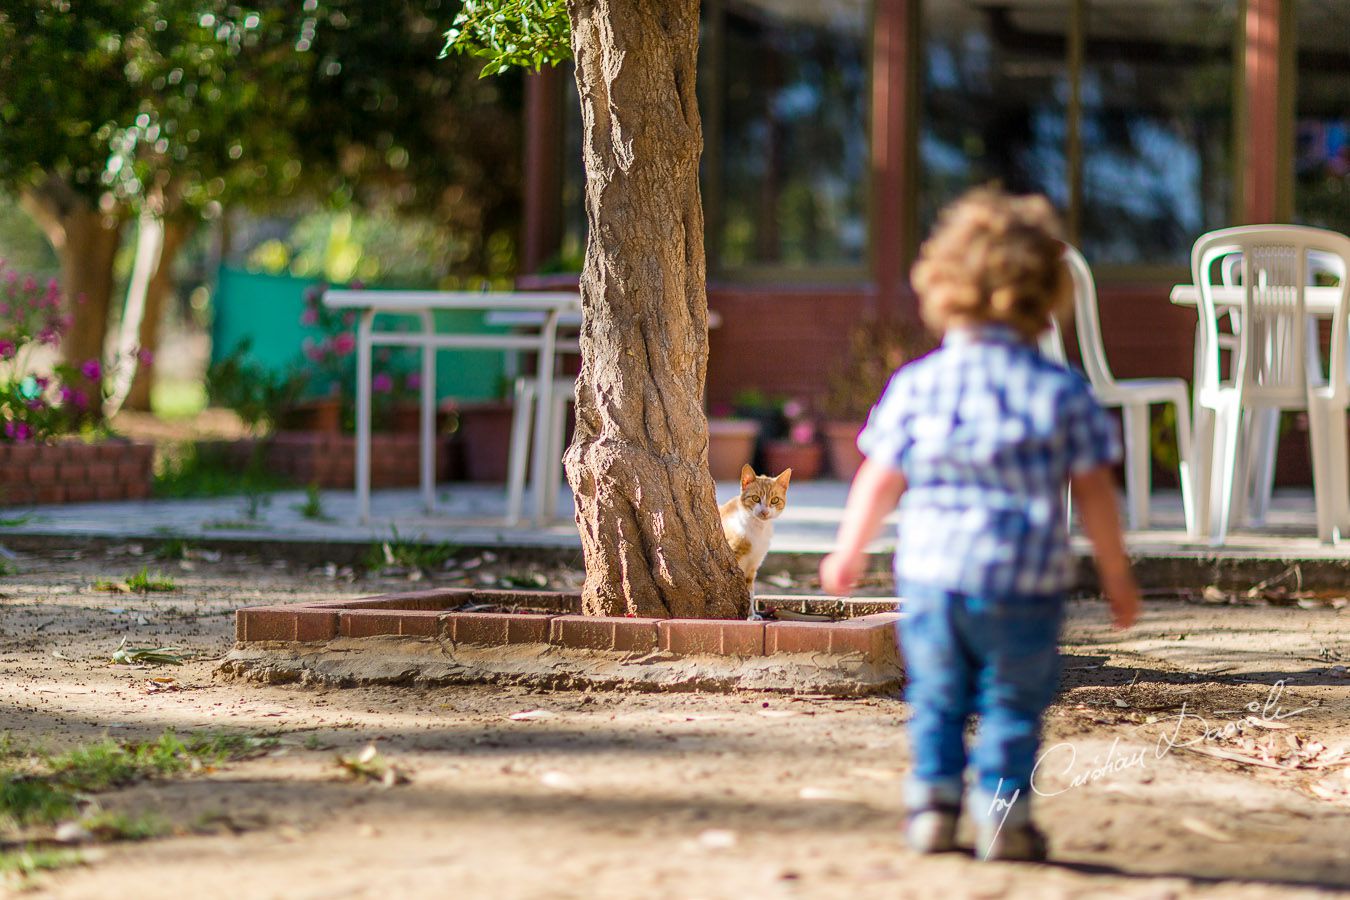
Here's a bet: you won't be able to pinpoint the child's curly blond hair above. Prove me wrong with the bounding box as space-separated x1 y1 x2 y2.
911 186 1070 340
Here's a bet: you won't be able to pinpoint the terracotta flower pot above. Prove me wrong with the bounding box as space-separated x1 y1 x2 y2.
455 401 515 482
823 420 865 480
762 440 824 481
707 418 760 481
279 398 342 434
388 403 452 435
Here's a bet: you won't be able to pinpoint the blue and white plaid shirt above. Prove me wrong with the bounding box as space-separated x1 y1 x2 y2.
859 324 1121 597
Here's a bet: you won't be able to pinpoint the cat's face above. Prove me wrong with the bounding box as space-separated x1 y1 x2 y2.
738 465 791 521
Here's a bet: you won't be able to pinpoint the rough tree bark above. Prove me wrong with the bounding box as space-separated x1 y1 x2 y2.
20 179 122 369
564 0 747 619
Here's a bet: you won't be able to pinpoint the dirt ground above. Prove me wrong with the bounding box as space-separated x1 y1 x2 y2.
0 546 1348 900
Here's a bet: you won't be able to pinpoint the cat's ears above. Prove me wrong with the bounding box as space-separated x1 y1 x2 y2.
739 464 791 489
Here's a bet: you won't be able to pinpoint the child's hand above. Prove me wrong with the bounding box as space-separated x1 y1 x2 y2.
1102 571 1141 629
820 551 864 596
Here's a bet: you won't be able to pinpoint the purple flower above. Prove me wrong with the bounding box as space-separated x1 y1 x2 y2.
405 373 422 392
0 340 13 360
300 308 319 326
70 389 89 411
137 347 154 366
331 333 356 357
38 328 59 346
372 372 394 394
80 358 102 381
782 399 805 421
4 421 33 442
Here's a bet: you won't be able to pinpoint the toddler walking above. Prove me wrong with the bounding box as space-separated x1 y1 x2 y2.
820 187 1140 861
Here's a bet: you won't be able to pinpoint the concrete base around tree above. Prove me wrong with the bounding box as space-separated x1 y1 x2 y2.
219 588 904 695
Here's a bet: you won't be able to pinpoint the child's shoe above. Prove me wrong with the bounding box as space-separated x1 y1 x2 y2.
904 806 959 854
976 822 1048 862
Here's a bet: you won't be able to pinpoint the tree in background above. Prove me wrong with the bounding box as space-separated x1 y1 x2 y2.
0 1 313 409
0 4 141 379
448 0 747 619
0 1 521 410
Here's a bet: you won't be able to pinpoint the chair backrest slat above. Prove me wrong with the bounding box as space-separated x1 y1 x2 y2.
1062 244 1124 400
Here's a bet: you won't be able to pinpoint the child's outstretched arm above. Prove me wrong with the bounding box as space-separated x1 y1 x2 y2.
820 459 906 595
1070 465 1141 629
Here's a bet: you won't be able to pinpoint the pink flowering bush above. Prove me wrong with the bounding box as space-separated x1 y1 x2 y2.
298 283 421 428
209 282 420 433
0 261 147 443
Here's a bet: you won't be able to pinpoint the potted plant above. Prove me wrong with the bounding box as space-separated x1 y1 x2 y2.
206 339 309 434
821 315 937 479
454 378 516 483
762 399 824 480
0 264 155 505
705 402 760 482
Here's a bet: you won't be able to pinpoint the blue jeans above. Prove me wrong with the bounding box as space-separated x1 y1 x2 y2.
898 582 1063 827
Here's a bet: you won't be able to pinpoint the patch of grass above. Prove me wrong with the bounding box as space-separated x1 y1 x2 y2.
0 730 273 884
240 486 272 522
0 559 15 577
0 776 77 827
45 731 276 794
81 810 168 842
293 482 330 521
154 442 290 500
0 847 82 880
125 567 176 593
154 538 192 561
0 513 30 527
364 526 455 573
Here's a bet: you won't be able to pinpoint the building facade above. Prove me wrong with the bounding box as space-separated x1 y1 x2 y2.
518 0 1350 408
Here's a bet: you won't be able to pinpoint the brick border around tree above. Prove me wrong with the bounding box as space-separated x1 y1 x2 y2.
234 588 902 668
0 441 154 507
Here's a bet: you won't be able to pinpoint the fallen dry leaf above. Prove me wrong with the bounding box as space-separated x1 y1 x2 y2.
336 744 409 787
1180 817 1235 842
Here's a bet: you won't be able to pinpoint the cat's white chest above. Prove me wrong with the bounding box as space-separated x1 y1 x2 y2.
727 509 773 575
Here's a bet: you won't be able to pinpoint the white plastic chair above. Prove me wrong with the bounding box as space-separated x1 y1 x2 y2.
1063 245 1197 535
505 375 577 525
1202 250 1339 529
1191 225 1350 544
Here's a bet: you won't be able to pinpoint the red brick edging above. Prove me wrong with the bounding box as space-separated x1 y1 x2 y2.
0 440 154 506
235 588 902 663
199 432 458 489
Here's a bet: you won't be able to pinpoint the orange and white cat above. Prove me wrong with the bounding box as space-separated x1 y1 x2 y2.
719 464 791 613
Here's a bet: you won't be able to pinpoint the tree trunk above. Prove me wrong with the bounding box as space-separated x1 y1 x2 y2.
564 0 747 619
120 217 191 412
20 184 122 371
